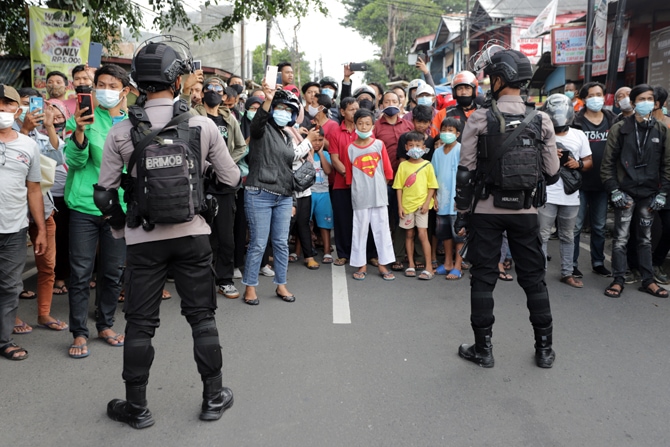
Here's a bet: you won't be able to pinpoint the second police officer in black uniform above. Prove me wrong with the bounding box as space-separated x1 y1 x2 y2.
454 44 560 368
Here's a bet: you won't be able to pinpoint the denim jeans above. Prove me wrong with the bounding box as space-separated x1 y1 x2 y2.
0 228 28 350
612 196 655 286
68 211 126 339
539 203 580 277
574 190 608 268
243 189 292 287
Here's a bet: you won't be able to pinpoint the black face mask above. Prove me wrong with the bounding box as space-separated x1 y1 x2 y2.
456 95 473 108
231 84 244 95
204 91 223 108
358 99 375 111
554 125 569 134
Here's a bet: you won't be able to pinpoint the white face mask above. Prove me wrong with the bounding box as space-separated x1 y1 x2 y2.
308 104 320 116
95 89 122 109
618 96 633 112
0 111 16 129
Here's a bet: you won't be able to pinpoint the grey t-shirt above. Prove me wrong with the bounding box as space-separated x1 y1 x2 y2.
0 132 41 233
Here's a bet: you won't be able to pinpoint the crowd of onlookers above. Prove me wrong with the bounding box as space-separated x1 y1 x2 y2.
2 58 669 362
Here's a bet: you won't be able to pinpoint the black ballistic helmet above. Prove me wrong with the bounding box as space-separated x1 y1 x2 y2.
131 35 193 93
541 93 575 128
484 49 533 84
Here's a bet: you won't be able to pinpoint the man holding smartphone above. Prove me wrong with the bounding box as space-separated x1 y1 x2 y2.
63 64 130 359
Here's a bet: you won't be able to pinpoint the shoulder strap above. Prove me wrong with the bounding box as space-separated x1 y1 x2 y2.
482 110 538 180
127 111 194 174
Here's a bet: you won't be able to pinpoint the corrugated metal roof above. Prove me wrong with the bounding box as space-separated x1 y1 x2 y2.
476 0 587 19
0 57 30 87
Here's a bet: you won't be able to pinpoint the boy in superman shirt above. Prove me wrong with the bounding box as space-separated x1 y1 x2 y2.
393 131 439 280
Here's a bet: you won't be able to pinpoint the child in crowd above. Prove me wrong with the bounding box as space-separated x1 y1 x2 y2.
310 129 334 263
393 131 438 280
346 109 396 280
432 118 465 280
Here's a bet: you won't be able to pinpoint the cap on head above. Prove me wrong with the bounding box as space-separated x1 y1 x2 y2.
0 84 21 104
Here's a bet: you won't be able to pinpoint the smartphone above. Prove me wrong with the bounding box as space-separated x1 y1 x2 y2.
88 42 103 69
77 92 94 123
29 96 43 113
265 65 278 89
560 149 572 165
193 60 202 71
416 53 427 63
349 62 368 71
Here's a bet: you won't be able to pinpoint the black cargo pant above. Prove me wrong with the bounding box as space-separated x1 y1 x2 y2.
122 235 222 385
465 213 552 329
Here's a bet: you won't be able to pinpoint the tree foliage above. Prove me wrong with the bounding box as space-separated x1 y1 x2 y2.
341 0 466 82
251 45 311 86
0 0 327 57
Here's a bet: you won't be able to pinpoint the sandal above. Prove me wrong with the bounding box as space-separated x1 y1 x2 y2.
638 283 669 298
498 270 513 281
305 259 320 270
404 268 417 277
38 320 68 331
323 254 334 264
98 331 124 347
461 261 471 271
13 321 33 334
68 341 89 359
446 268 462 280
334 257 348 266
435 265 450 276
391 262 404 272
380 271 396 281
288 253 298 263
418 270 434 280
53 284 68 295
431 260 439 269
503 258 513 270
352 271 367 281
118 290 125 303
1 343 28 361
604 281 624 298
368 258 379 267
416 263 425 270
162 289 172 300
19 290 36 299
560 275 583 288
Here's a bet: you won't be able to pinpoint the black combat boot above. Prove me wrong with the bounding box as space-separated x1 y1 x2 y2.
534 325 555 368
107 383 155 429
458 325 494 368
200 373 234 421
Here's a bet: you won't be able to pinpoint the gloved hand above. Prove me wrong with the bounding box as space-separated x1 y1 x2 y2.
106 205 127 231
649 192 667 211
610 189 629 209
454 212 470 236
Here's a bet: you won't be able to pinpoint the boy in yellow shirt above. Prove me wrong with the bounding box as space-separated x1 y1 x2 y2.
393 131 439 280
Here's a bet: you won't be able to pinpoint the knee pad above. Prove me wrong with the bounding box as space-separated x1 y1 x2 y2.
525 286 552 328
122 324 156 385
191 318 223 377
470 283 495 328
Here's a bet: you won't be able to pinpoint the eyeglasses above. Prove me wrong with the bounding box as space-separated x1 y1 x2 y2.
206 84 224 93
0 142 6 166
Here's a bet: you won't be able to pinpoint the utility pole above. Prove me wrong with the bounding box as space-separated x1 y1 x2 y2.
265 17 272 68
464 0 470 71
385 2 398 80
604 0 627 106
240 20 245 79
584 0 595 83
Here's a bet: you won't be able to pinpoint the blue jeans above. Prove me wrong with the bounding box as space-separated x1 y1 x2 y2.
242 189 292 287
0 228 28 350
573 190 608 268
611 196 655 286
68 211 126 339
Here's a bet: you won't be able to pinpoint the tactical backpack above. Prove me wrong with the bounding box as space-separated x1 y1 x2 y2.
476 106 545 209
124 99 205 231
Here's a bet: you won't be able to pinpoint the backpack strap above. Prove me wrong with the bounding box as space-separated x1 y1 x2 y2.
127 110 194 175
482 110 538 180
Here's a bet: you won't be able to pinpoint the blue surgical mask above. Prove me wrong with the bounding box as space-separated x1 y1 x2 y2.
417 96 433 106
564 90 575 100
246 110 256 121
95 89 122 109
272 109 293 127
440 132 457 144
585 96 604 112
407 147 425 159
356 129 373 139
321 88 335 99
383 106 400 117
635 100 654 117
19 106 29 122
663 107 668 115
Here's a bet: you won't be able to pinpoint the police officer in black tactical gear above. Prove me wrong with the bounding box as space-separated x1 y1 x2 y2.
454 44 560 368
95 35 240 428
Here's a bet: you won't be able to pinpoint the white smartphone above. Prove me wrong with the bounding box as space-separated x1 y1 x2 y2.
193 60 202 71
265 65 278 89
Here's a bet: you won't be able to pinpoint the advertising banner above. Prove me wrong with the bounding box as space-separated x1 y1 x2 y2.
29 6 91 98
551 27 607 65
648 26 670 86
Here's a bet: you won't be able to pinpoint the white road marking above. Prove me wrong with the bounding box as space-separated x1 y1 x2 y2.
579 241 612 263
21 267 37 281
332 264 351 324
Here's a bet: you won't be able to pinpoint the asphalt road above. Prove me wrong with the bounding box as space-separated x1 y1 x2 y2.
3 237 670 446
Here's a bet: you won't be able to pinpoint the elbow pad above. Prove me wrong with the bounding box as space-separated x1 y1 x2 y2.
455 166 476 211
93 184 126 230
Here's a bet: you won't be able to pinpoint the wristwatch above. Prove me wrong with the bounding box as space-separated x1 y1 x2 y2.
577 159 584 170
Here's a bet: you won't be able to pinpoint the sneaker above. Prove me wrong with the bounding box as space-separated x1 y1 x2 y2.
653 265 670 285
217 284 240 299
549 230 558 240
592 265 612 277
259 265 275 277
233 268 242 279
572 267 583 278
624 269 641 284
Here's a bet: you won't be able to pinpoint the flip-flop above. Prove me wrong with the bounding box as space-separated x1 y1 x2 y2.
334 257 348 266
162 289 172 300
352 271 367 281
52 284 68 295
380 271 396 281
99 333 124 347
13 321 32 334
446 268 462 280
69 342 89 359
38 320 68 331
498 270 513 281
418 270 434 280
368 258 379 267
19 290 36 299
391 262 404 271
